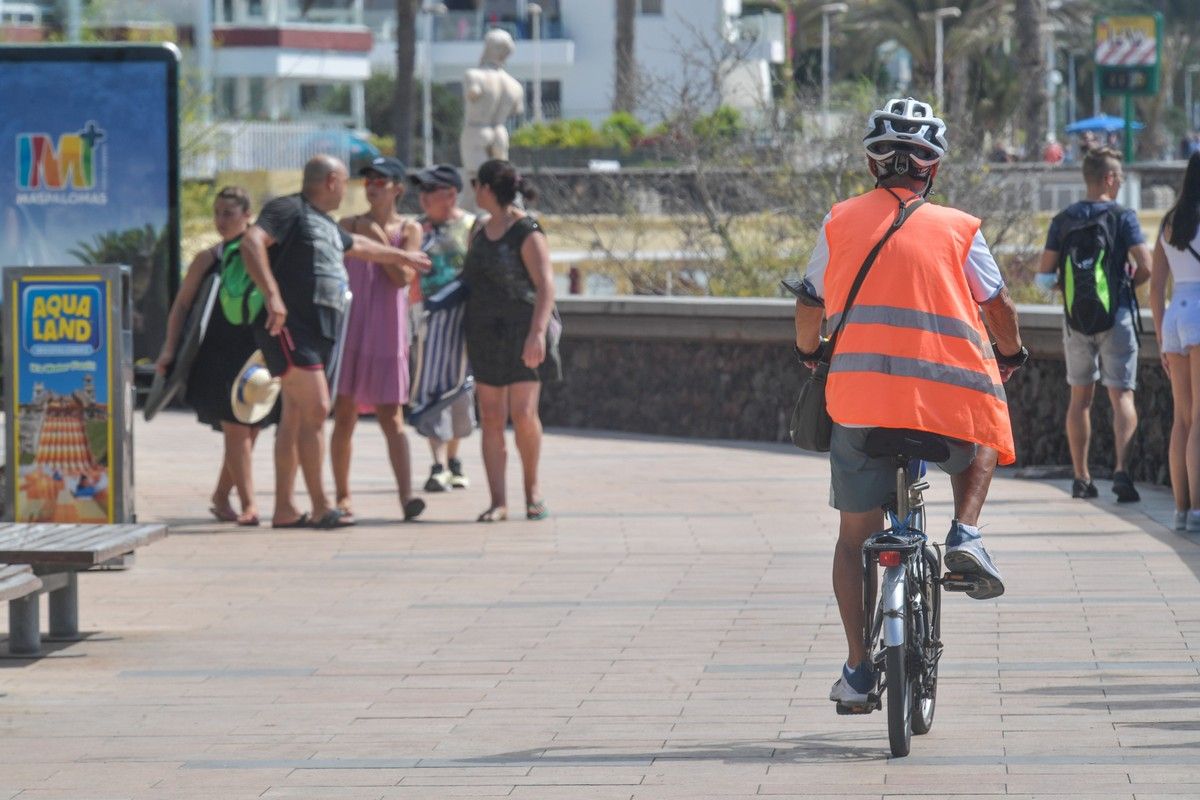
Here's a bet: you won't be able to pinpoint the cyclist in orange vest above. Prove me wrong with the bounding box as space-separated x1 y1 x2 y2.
790 98 1028 707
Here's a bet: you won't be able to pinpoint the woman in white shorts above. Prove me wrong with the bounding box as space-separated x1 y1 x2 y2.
1151 152 1200 531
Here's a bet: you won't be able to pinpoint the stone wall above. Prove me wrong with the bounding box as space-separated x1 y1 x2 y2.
541 298 1172 486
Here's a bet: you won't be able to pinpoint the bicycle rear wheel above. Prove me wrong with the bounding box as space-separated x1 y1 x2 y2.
911 548 940 734
885 637 912 756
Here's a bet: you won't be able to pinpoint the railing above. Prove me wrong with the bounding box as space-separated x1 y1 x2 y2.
182 121 355 179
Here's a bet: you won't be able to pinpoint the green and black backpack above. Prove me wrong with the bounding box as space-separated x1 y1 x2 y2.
216 237 264 326
1054 205 1137 335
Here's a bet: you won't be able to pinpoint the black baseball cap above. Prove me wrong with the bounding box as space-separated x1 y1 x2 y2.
358 156 407 180
408 164 463 191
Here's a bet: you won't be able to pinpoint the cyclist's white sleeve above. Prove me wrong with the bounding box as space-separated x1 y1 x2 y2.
802 217 1004 304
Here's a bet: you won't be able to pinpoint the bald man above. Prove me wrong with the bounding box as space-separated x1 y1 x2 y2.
240 155 431 529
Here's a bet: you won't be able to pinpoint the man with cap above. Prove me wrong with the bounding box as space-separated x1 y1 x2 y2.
240 154 431 530
409 164 482 492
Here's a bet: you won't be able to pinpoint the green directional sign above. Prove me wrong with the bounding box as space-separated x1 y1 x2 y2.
1095 14 1162 98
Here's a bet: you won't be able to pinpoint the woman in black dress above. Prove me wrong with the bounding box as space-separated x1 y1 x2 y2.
155 186 273 525
463 160 559 522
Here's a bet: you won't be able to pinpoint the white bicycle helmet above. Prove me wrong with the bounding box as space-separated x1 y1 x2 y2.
863 97 948 172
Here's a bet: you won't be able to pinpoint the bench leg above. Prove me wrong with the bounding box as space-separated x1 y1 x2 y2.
48 572 79 640
8 594 41 656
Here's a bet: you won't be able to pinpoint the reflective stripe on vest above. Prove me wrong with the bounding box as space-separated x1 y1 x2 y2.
827 304 996 360
830 353 1007 402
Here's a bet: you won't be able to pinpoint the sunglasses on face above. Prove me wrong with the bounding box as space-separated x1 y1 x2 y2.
419 184 447 194
364 176 392 188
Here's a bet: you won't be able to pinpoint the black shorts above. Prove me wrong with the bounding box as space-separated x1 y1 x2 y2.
254 313 334 378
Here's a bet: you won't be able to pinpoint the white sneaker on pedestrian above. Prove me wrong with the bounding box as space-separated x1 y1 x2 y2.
424 464 451 493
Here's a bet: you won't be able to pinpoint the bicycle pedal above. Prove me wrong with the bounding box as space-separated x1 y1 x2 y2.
834 694 880 715
942 572 980 592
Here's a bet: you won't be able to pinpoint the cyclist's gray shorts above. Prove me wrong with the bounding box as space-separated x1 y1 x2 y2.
1062 305 1138 390
829 424 976 513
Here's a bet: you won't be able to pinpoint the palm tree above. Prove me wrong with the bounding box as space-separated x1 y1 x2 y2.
394 0 419 164
614 0 637 112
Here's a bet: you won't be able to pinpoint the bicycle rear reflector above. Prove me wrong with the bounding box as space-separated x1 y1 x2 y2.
878 551 902 567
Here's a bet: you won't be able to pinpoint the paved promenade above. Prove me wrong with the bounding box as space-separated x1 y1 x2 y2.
3 410 1200 799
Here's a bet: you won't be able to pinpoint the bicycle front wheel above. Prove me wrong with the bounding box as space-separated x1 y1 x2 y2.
885 640 912 757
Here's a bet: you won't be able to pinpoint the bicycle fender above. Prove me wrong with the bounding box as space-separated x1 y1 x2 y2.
881 566 906 647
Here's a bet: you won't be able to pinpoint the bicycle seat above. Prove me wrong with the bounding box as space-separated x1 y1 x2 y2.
863 428 952 463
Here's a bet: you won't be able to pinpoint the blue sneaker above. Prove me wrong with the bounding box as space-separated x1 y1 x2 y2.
944 520 1005 600
829 660 876 704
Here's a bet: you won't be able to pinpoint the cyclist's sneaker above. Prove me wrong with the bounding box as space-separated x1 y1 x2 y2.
829 660 876 705
1071 478 1098 498
1112 471 1140 503
448 457 469 489
944 520 1005 600
424 464 450 493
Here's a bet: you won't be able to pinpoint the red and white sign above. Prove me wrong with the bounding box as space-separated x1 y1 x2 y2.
1095 16 1158 67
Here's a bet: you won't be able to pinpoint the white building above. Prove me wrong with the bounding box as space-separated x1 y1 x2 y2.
368 0 785 125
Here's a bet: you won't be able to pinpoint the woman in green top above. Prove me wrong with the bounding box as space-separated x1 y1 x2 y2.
462 159 559 522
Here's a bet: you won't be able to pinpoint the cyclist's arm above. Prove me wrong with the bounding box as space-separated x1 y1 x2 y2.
980 287 1022 357
793 213 831 353
795 302 823 353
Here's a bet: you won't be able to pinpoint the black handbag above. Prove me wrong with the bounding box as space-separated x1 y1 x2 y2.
787 196 925 452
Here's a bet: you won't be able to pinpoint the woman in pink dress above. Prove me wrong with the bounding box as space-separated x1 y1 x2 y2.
331 157 426 522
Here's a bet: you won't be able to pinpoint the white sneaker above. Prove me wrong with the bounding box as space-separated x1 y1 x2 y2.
424 465 451 493
829 662 875 704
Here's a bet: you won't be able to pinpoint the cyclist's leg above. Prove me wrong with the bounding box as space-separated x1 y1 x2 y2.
834 509 885 667
945 445 1005 599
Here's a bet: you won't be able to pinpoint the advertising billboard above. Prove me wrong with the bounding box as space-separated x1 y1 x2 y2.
0 44 180 366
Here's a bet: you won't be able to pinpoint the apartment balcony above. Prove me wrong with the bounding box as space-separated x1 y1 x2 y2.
214 25 373 82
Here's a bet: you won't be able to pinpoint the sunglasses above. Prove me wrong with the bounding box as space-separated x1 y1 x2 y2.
364 176 392 188
418 184 448 193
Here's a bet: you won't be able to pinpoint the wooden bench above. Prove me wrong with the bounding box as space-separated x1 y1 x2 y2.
0 523 167 656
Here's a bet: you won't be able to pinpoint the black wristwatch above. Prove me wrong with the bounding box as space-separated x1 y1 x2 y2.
994 344 1029 369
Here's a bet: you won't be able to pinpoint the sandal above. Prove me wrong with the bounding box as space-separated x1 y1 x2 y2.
476 507 507 523
403 498 426 521
335 505 356 525
313 508 356 529
209 505 238 523
271 512 311 529
526 500 549 521
236 514 261 527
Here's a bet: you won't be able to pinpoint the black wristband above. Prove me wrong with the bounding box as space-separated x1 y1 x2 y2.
995 344 1029 369
794 340 827 363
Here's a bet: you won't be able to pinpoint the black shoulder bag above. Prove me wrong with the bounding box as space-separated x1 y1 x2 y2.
787 196 925 452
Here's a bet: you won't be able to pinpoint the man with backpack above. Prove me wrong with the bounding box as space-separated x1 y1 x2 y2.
1037 147 1152 502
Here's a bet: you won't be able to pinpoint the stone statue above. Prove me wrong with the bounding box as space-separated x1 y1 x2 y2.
460 29 525 177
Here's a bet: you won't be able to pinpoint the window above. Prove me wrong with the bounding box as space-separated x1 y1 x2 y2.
639 0 662 14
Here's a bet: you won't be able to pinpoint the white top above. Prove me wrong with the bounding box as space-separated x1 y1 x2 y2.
802 212 1005 304
1160 226 1200 284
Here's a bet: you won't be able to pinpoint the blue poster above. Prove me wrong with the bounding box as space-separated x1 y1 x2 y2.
0 46 178 363
11 276 113 523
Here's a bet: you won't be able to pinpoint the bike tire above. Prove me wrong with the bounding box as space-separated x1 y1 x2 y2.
885 641 912 757
911 549 940 735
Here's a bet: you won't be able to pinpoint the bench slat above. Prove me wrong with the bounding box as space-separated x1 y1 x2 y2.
0 563 42 603
0 524 167 566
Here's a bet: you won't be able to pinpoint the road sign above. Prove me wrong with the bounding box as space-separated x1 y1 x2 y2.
1095 14 1161 97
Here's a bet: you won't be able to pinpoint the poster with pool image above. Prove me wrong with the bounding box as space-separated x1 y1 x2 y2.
7 275 112 523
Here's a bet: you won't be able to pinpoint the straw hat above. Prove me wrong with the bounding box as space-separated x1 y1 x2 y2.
230 351 280 424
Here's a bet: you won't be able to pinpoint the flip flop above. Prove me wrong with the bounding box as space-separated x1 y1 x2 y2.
313 508 356 529
209 505 238 523
476 507 507 523
271 512 311 529
526 500 549 521
236 515 261 527
403 498 426 521
335 507 356 525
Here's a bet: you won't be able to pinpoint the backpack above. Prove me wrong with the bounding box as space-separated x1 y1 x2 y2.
1055 206 1134 335
216 237 264 326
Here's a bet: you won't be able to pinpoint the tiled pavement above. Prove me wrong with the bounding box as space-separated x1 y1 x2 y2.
3 410 1200 799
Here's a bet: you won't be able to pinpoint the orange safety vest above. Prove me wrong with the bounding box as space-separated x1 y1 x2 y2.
823 188 1016 465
